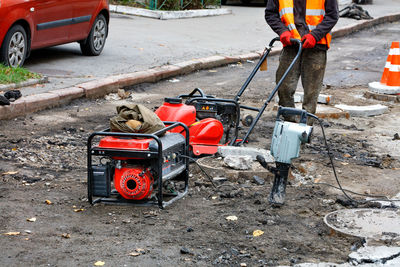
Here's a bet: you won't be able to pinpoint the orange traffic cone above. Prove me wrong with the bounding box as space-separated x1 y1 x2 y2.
386 42 400 87
369 41 400 94
380 42 397 84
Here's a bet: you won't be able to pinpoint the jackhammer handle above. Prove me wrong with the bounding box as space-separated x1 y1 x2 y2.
277 106 308 124
256 155 275 172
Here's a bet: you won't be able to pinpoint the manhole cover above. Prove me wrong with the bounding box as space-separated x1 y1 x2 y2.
324 208 400 241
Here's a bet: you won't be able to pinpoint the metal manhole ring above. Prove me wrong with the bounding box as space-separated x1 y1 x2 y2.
324 208 400 241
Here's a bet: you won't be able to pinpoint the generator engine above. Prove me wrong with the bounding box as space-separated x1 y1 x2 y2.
87 122 189 208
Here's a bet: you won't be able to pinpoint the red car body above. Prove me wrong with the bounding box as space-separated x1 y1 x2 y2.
0 0 109 66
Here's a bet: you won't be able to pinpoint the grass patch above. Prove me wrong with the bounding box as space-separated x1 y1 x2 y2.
0 65 41 85
111 0 221 10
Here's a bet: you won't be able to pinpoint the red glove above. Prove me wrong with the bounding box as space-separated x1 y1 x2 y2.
280 31 293 47
301 34 316 49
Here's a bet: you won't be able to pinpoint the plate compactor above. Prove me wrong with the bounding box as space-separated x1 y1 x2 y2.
87 38 303 208
155 37 302 157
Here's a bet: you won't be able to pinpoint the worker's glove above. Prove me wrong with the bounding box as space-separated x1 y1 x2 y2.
280 31 293 47
301 34 317 49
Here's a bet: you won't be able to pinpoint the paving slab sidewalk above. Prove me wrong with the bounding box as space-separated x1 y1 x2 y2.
1 0 400 120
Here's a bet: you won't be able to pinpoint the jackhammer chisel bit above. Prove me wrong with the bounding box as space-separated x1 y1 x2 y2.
256 156 290 206
269 163 290 206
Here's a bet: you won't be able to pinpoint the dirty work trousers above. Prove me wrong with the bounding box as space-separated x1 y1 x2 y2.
276 46 327 116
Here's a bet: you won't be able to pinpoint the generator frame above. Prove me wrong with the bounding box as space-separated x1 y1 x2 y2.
87 122 189 209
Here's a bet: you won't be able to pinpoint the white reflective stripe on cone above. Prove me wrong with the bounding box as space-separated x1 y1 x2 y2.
389 48 400 55
389 64 400 72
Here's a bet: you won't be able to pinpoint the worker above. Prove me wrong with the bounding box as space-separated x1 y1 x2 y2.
265 0 339 123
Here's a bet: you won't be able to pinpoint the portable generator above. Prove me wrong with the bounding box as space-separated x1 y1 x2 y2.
155 37 303 156
87 122 189 208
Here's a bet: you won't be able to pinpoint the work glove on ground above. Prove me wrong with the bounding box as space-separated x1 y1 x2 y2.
4 90 22 102
280 31 293 47
0 95 10 106
301 34 317 49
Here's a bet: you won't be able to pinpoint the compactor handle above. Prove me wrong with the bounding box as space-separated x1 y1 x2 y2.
268 37 302 50
290 38 302 47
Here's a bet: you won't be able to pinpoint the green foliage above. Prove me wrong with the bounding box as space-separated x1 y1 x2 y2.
111 0 220 11
0 65 41 84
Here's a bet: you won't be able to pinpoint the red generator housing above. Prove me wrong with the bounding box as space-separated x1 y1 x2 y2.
155 97 225 156
87 122 189 208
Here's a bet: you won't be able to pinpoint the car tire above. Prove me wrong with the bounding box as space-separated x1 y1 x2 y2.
80 14 108 56
0 25 28 67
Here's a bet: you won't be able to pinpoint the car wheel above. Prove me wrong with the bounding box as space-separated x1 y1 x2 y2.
80 14 108 56
0 25 28 67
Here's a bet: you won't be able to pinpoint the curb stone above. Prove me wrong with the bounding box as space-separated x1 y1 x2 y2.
109 4 232 20
1 12 400 120
0 76 48 91
334 104 388 117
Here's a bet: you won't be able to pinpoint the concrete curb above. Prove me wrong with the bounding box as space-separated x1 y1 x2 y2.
335 104 388 117
1 12 400 120
0 76 48 91
275 92 332 104
332 12 400 38
109 4 232 20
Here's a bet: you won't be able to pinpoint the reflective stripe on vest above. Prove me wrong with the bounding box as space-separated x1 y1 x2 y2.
278 0 331 48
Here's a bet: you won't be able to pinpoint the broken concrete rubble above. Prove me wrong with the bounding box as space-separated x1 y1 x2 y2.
223 155 253 170
349 246 400 265
217 146 274 162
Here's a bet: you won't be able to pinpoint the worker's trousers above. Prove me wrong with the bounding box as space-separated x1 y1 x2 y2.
276 46 327 116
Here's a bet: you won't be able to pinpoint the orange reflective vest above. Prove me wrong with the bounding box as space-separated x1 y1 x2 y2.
278 0 332 48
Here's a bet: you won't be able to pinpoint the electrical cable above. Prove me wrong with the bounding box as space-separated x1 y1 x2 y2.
308 114 400 205
308 182 400 202
179 154 217 188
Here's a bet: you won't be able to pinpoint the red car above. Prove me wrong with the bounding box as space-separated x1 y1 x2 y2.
0 0 109 67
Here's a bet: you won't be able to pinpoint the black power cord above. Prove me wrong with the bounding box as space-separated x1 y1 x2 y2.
179 117 400 205
179 154 217 188
308 114 400 205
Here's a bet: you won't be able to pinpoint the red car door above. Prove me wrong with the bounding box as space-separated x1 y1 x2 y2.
70 0 100 41
30 0 73 49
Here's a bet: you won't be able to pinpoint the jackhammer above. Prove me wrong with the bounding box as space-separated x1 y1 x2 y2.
257 106 315 206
